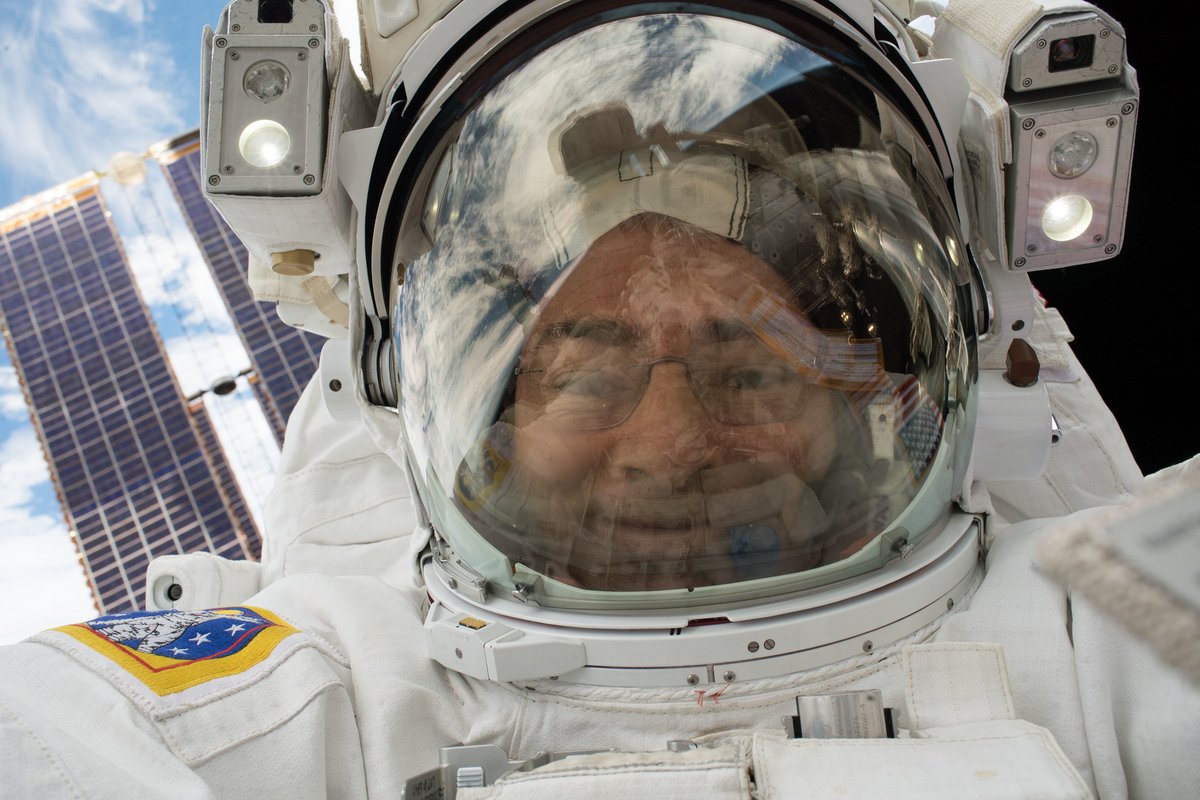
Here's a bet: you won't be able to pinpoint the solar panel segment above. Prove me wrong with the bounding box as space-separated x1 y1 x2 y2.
153 132 322 445
0 179 261 613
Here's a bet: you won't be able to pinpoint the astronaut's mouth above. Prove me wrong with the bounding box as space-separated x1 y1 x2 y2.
509 465 832 590
561 508 788 590
587 492 707 525
579 505 717 547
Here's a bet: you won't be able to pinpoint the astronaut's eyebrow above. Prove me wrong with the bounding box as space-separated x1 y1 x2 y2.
538 316 636 346
695 318 756 344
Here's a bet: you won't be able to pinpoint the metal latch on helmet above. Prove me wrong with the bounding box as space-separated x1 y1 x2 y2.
428 536 491 602
782 689 896 739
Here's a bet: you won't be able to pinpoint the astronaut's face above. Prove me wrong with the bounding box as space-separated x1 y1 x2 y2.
511 215 841 591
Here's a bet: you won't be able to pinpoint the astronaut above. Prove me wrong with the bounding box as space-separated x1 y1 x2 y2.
2 0 1198 798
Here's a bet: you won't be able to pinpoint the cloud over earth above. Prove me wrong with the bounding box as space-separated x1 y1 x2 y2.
0 0 187 197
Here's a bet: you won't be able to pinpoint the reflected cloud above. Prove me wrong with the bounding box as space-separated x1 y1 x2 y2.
401 16 811 488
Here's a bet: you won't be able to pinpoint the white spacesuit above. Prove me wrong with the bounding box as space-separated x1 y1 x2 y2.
2 0 1198 798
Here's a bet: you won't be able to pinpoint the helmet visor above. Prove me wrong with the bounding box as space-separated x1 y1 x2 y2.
391 8 973 607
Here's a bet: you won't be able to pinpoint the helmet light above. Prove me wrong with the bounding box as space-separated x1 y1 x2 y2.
1004 13 1136 271
1041 194 1094 242
203 0 327 196
238 119 292 168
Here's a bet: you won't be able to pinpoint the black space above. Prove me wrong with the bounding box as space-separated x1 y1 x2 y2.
1019 0 1197 475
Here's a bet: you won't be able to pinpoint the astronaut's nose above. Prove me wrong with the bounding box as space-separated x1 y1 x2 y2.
605 361 716 490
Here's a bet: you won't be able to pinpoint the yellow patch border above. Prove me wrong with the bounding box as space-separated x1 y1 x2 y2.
54 606 299 697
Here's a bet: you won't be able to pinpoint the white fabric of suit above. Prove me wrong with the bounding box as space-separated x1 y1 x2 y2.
1 304 1197 799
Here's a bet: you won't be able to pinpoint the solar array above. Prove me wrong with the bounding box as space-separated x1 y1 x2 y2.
0 178 261 613
153 132 323 445
190 398 262 560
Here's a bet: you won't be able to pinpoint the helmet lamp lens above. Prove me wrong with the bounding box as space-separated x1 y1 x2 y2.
238 119 291 168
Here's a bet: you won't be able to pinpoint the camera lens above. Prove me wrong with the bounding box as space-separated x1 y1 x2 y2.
258 0 294 25
1048 35 1095 72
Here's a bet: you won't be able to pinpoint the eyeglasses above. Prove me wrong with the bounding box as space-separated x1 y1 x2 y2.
515 340 818 430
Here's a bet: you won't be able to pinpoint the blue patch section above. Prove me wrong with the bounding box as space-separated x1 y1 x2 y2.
84 607 274 661
729 522 782 579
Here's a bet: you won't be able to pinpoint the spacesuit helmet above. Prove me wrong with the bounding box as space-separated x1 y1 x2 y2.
383 4 977 610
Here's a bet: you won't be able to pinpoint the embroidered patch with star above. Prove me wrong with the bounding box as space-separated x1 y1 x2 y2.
52 606 298 696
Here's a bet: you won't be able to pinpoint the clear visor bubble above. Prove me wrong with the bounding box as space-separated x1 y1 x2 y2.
391 12 972 606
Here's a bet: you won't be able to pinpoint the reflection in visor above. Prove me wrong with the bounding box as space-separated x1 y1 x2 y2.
514 311 869 430
395 12 969 603
446 215 945 592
